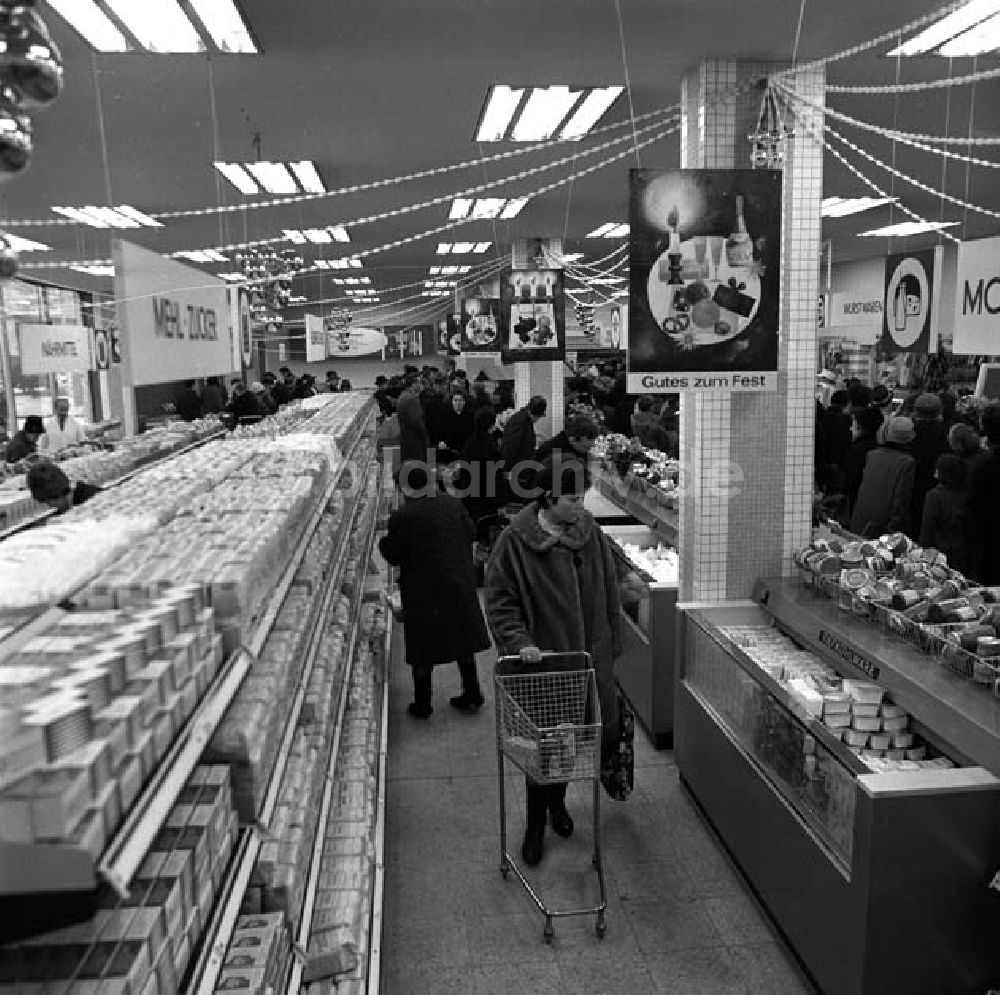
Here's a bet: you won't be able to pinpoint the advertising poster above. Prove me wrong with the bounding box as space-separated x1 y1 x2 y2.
500 269 566 362
384 325 433 359
305 313 326 363
460 295 502 359
326 324 387 357
436 313 462 357
18 324 95 375
627 168 782 393
882 248 936 355
952 235 1000 356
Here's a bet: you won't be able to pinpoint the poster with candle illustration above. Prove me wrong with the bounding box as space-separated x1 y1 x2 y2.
460 295 502 358
627 169 782 393
500 269 566 362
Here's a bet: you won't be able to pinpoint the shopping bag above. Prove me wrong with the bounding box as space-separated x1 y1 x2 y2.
600 687 634 801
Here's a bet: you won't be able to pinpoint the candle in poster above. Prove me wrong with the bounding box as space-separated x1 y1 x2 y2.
500 269 566 363
436 314 462 356
627 169 781 393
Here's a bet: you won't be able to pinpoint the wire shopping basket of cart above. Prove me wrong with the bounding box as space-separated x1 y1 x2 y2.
494 652 607 942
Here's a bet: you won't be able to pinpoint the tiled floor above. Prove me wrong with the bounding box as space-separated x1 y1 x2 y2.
379 637 817 995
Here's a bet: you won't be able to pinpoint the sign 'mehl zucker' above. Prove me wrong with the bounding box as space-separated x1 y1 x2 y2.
152 296 219 341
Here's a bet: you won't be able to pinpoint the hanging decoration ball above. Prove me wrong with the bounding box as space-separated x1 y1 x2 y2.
0 84 31 180
0 6 64 109
0 232 19 279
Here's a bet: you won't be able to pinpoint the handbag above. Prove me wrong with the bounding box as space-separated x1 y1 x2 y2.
600 686 635 801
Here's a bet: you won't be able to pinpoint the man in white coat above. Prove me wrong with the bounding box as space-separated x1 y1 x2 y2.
38 397 88 453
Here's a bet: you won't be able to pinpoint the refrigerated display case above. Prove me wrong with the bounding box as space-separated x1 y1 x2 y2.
602 524 679 748
675 580 1000 995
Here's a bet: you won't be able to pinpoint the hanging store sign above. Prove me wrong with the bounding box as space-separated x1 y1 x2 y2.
384 325 434 359
18 323 95 374
326 325 387 357
627 168 782 393
436 314 462 356
114 240 237 387
305 313 325 363
953 235 1000 356
881 248 937 355
500 269 566 363
459 295 502 360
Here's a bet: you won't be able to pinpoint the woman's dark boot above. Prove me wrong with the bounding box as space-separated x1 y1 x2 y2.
521 781 548 866
548 782 573 838
408 666 433 718
450 655 485 712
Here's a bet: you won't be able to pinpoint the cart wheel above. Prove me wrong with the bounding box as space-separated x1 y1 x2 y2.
543 918 554 944
596 914 607 940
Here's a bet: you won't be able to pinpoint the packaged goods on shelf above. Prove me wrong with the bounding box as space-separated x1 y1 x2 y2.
217 913 290 994
0 489 43 533
0 593 223 845
0 764 236 994
616 540 679 584
0 518 158 610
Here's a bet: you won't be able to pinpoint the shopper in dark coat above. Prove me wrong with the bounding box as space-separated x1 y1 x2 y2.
967 405 1000 584
5 415 44 463
201 377 225 414
535 415 600 465
380 464 491 717
436 389 475 460
948 422 989 478
910 392 950 533
396 373 431 466
457 406 506 525
175 380 202 422
819 389 852 489
485 457 622 867
850 417 917 539
227 382 263 425
502 395 547 494
919 454 970 574
843 406 884 517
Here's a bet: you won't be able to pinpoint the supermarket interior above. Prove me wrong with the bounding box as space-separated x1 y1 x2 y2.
1 1 1000 993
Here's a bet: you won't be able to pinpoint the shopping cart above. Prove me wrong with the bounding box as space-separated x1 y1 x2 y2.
494 652 607 942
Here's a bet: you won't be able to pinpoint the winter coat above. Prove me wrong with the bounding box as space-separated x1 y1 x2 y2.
229 391 263 424
843 432 880 515
458 428 506 524
910 419 949 533
5 430 36 463
396 387 430 465
849 443 916 539
176 387 202 422
821 408 852 470
501 407 537 472
201 383 225 414
968 450 1000 584
379 493 490 667
485 505 623 748
535 431 587 464
919 484 970 575
437 404 474 456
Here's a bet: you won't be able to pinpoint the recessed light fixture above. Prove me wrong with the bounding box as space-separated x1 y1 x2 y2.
821 196 898 217
887 0 1000 55
476 85 624 142
447 198 529 221
435 241 492 255
0 233 50 252
176 249 229 263
52 205 163 228
70 264 115 277
49 0 258 54
858 220 960 237
586 222 629 238
215 161 324 196
315 258 364 270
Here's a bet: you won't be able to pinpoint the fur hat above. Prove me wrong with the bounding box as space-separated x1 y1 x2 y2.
885 416 915 446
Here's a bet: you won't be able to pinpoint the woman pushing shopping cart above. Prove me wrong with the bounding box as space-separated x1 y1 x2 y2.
485 455 623 941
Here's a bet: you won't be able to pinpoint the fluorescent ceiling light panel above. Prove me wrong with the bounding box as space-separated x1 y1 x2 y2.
177 249 228 263
436 243 451 255
559 86 624 140
289 160 325 193
188 0 258 53
105 0 204 52
607 224 630 238
46 0 130 51
476 86 525 141
858 220 960 237
1 233 50 252
449 198 473 220
511 86 581 141
471 199 506 219
303 228 332 244
887 0 1000 55
452 241 476 253
85 206 140 228
245 161 298 195
474 242 492 253
218 272 245 281
561 252 584 262
70 264 115 277
283 229 308 244
214 162 259 195
115 205 163 227
821 196 898 217
586 222 618 237
328 226 350 243
500 197 530 218
938 10 1000 55
53 206 107 228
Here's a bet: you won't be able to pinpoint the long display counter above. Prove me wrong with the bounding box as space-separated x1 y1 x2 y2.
675 580 1000 995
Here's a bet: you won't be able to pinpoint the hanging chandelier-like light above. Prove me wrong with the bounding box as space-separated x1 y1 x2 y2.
749 81 794 170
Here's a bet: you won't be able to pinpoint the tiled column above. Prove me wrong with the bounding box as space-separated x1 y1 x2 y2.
678 61 825 601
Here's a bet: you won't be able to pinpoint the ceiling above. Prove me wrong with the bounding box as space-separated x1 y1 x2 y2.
4 0 1000 321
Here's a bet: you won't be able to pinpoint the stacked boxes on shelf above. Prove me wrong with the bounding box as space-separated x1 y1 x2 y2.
0 588 223 854
0 764 237 994
213 913 289 994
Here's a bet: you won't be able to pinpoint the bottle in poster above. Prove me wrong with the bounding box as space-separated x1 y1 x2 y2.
726 195 753 269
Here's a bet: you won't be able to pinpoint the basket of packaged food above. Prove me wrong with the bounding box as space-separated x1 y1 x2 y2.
939 640 978 679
